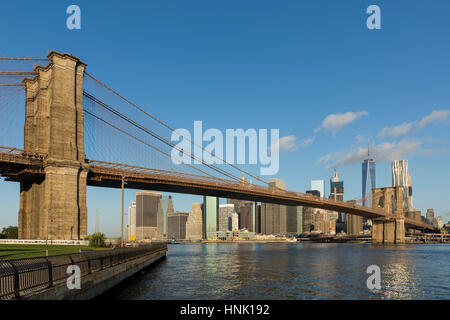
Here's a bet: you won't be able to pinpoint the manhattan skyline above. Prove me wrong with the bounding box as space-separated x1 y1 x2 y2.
0 0 449 237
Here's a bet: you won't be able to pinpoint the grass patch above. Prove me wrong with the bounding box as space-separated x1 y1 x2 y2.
0 244 110 260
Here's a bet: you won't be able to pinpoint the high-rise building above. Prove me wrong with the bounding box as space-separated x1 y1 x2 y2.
202 196 219 239
239 202 256 232
425 208 438 227
347 214 363 235
255 204 261 234
127 201 136 241
218 204 238 231
158 195 174 239
302 207 315 232
286 206 303 234
167 212 189 240
311 180 324 198
129 192 175 241
135 191 162 240
392 160 413 211
261 178 287 235
426 208 435 221
346 200 363 235
329 169 345 232
227 198 253 227
437 216 444 229
362 158 376 207
186 203 202 240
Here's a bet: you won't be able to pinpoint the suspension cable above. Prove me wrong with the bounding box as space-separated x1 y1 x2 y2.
83 91 241 181
84 72 269 185
84 109 216 178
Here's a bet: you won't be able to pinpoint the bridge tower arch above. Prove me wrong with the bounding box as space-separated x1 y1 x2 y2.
371 187 405 244
19 51 88 240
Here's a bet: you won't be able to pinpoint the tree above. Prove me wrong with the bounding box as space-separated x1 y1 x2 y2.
89 232 106 247
0 226 18 239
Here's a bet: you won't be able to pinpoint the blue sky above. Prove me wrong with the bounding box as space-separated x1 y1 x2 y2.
0 0 449 236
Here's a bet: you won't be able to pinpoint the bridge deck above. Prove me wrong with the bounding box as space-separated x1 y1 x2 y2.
0 147 436 231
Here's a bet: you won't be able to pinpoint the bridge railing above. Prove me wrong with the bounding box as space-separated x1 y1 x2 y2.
0 146 46 166
0 244 167 300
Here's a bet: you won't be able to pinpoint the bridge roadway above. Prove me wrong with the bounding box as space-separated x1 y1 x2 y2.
0 146 435 231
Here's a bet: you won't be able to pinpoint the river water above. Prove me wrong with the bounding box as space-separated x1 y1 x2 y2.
110 243 450 300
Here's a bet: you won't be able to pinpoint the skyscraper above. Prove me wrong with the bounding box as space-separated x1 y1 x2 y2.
311 180 324 198
135 191 162 240
392 160 413 211
158 195 174 239
261 178 287 235
329 169 345 232
186 203 203 240
239 202 256 232
218 204 238 231
202 196 219 239
167 212 189 240
362 158 376 207
286 206 303 234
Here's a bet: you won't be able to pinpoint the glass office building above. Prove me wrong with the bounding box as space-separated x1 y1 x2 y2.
202 196 219 239
362 159 376 207
311 180 324 198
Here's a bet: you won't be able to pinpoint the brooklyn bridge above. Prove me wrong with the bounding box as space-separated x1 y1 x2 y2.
0 51 436 244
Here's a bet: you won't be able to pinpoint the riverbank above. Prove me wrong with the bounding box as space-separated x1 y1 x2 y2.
0 244 108 260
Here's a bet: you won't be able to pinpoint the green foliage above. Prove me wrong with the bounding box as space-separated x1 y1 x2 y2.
0 226 18 239
89 232 106 247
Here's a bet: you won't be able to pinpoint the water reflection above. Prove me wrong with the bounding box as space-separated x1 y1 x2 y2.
109 243 450 300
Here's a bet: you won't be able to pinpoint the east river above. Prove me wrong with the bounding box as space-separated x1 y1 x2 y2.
108 243 450 299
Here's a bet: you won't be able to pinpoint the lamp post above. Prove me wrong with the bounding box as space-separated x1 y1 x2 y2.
121 176 126 248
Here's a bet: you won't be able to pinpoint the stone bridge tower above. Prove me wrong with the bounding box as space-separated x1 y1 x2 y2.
19 51 88 240
371 187 405 244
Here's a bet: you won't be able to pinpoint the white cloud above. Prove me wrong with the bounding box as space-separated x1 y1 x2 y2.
315 111 368 136
419 110 450 128
270 135 298 153
378 122 415 138
318 139 443 167
378 110 450 138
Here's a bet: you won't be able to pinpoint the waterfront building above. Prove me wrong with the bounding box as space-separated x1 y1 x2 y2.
255 204 261 234
158 195 174 239
202 196 219 239
135 191 162 241
167 212 189 240
218 204 239 232
186 203 203 240
227 198 253 227
347 211 363 236
392 160 413 211
239 202 256 232
261 178 288 235
311 180 324 198
286 206 303 234
302 207 315 232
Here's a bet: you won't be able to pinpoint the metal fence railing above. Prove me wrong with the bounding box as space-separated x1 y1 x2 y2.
0 244 167 300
